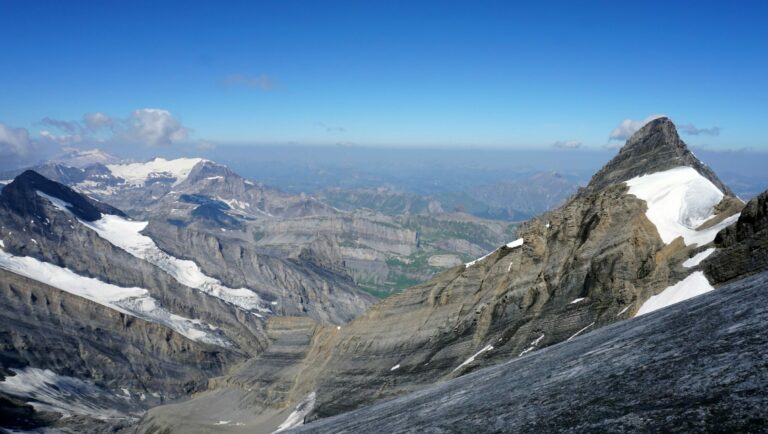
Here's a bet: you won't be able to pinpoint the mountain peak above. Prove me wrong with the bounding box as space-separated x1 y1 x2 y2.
587 117 733 195
1 170 124 221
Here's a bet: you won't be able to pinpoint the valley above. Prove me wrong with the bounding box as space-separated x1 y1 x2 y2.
1 117 762 432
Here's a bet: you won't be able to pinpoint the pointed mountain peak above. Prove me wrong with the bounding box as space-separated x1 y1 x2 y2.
1 170 125 221
587 117 733 195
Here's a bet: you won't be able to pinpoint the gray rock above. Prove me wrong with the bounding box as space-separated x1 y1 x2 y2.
289 270 768 433
705 190 768 284
587 117 733 195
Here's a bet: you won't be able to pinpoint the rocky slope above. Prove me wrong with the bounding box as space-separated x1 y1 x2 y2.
22 161 376 323
23 154 515 296
138 117 750 432
704 190 768 284
0 172 279 430
289 269 768 433
0 170 370 430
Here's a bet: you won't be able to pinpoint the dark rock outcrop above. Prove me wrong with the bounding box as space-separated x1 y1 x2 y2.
705 190 768 283
587 117 733 195
1 170 124 221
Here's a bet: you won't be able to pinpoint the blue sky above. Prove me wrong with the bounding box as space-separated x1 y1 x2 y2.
1 0 767 157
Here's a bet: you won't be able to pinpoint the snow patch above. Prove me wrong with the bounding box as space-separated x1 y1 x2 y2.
466 238 524 268
0 248 227 346
106 157 205 187
519 334 545 357
567 322 595 341
683 248 716 268
625 166 738 246
465 251 494 268
390 364 400 371
453 344 494 372
274 391 316 433
616 304 633 317
636 271 714 316
36 191 73 213
570 297 586 304
79 213 267 312
0 367 128 420
217 196 249 211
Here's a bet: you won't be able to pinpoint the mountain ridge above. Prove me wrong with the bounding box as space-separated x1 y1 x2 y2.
136 119 751 433
587 117 733 195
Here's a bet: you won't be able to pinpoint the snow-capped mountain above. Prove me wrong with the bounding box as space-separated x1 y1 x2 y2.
136 118 763 433
53 147 124 168
0 169 374 431
23 155 517 297
2 119 767 433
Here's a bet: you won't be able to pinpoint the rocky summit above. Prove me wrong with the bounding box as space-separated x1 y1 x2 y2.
0 118 766 433
132 118 767 433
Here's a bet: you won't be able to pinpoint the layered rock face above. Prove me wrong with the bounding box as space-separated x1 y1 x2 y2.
705 190 768 284
289 270 768 433
0 270 239 402
27 159 376 324
145 221 372 325
0 166 383 431
138 117 747 432
28 156 515 297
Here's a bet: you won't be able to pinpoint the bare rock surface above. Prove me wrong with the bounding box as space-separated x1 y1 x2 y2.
705 190 768 284
290 270 768 433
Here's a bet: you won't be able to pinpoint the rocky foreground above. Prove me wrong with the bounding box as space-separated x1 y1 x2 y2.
290 270 768 433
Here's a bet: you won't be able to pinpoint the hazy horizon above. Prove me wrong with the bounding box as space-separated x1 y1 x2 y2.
2 1 767 167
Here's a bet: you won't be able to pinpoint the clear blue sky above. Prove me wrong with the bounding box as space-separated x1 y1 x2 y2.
1 0 767 152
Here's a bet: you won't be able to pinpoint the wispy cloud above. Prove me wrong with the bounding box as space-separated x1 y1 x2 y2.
38 108 190 147
83 112 113 129
552 140 582 149
678 123 721 136
317 122 346 133
0 122 33 156
220 73 276 91
608 114 666 141
40 117 81 134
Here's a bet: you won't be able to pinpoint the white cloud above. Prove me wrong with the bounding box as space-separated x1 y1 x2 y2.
83 112 113 129
317 122 346 133
126 109 189 146
678 123 720 136
39 130 84 146
0 122 32 156
39 109 189 147
40 117 80 133
552 140 582 149
609 114 666 141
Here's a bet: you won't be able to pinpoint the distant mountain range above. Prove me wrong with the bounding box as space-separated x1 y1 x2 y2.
0 152 520 300
1 119 767 432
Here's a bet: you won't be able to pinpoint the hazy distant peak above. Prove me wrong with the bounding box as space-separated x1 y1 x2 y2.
52 147 123 168
105 157 209 187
